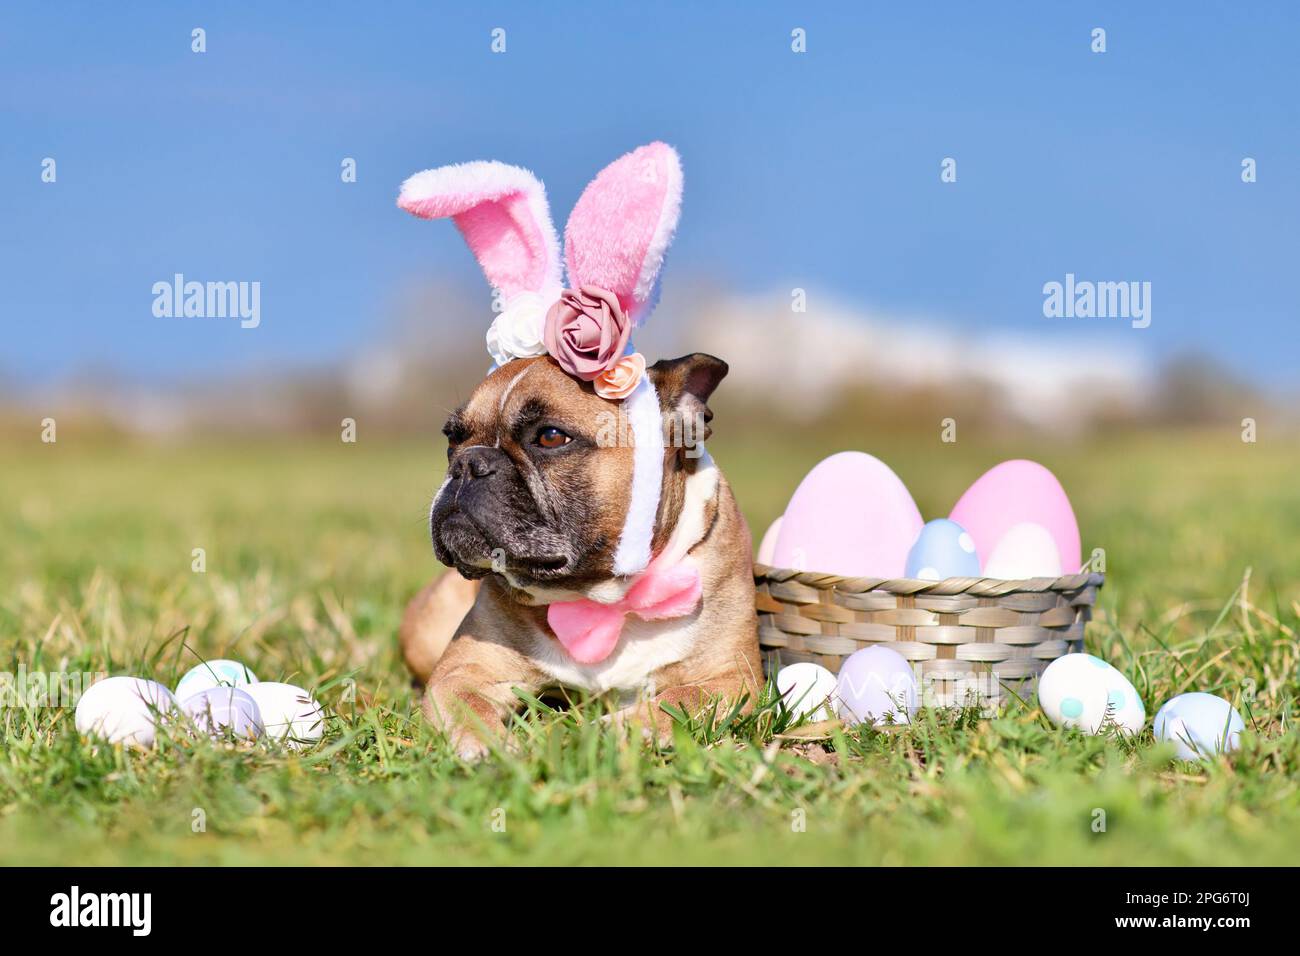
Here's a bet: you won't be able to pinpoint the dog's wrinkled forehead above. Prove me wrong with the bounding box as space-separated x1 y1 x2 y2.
452 356 607 444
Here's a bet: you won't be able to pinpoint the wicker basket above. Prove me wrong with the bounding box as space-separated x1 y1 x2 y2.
755 565 1103 711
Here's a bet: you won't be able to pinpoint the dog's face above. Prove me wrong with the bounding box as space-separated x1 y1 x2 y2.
431 353 726 592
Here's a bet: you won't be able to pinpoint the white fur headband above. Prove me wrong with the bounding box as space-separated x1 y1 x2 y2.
397 143 685 578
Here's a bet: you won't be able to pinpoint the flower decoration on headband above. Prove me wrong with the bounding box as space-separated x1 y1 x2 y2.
594 352 647 400
543 286 631 382
485 291 550 366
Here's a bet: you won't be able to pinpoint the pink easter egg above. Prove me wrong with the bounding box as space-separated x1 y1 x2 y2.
756 515 783 565
949 460 1081 573
772 452 923 577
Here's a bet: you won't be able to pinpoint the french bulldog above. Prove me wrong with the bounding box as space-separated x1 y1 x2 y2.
394 142 760 757
400 352 760 759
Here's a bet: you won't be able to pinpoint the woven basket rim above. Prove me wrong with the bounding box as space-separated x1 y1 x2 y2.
754 563 1104 597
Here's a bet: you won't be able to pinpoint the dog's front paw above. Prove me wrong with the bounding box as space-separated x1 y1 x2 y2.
602 703 663 743
448 728 492 762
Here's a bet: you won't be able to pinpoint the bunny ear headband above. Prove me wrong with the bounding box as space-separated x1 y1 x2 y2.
397 142 685 578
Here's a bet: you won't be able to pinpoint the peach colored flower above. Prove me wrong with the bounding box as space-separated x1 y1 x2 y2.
593 352 647 401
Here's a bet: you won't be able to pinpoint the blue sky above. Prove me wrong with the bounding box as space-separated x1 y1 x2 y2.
2 1 1297 388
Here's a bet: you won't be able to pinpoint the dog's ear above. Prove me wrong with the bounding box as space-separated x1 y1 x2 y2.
648 353 728 445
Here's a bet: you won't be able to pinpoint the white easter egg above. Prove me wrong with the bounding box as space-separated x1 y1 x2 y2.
174 659 258 700
243 682 326 747
835 646 918 727
775 662 838 721
180 686 263 739
75 676 178 747
982 521 1063 579
1153 693 1245 760
1037 653 1145 734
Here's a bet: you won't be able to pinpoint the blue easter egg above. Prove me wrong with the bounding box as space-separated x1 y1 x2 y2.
174 659 258 700
1153 692 1245 760
904 519 981 581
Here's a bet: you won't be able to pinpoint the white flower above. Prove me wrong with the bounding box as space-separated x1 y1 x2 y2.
486 292 550 366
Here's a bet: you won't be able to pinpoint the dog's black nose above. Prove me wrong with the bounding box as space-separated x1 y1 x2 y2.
452 446 499 481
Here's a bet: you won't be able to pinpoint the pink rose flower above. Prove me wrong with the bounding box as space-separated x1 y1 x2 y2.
543 285 631 381
594 352 647 401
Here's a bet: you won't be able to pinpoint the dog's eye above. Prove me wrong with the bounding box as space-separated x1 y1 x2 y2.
535 426 571 449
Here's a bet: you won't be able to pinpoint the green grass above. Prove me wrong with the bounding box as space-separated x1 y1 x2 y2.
2 429 1298 865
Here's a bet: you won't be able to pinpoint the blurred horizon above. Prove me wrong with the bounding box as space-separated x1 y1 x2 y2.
3 279 1290 445
3 2 1298 422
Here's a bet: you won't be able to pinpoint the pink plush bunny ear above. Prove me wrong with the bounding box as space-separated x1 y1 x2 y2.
564 142 683 324
397 161 561 299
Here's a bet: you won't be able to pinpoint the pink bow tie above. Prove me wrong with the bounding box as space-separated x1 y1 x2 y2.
546 555 703 664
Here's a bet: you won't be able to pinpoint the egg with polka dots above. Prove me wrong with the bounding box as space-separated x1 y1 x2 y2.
1037 653 1145 734
904 518 981 581
174 659 258 701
